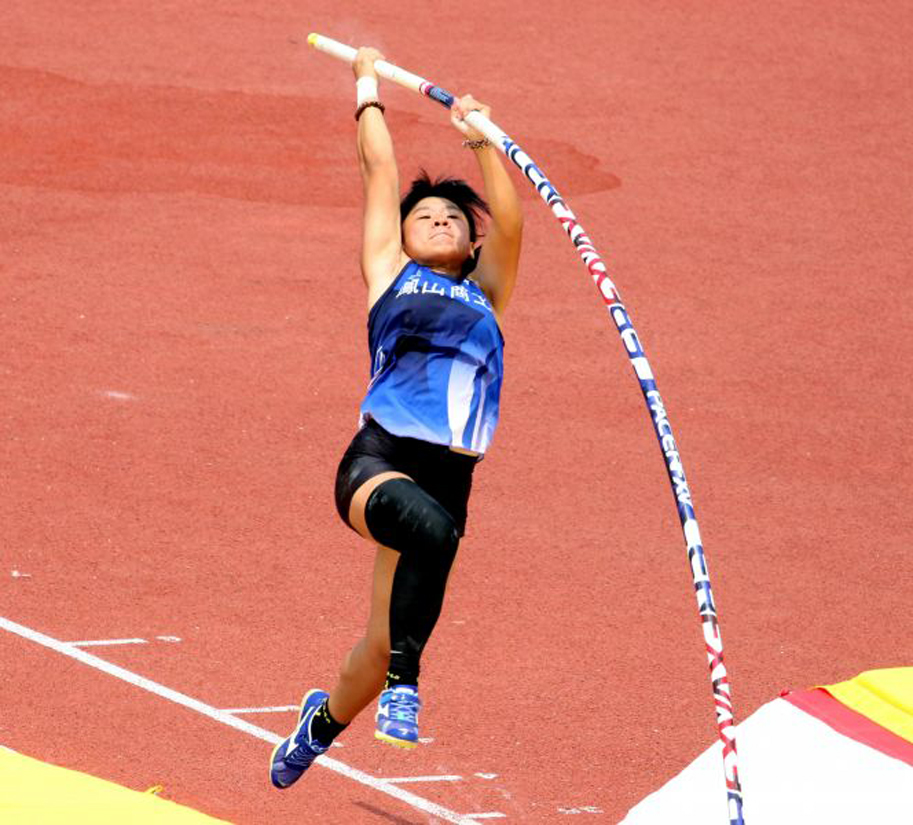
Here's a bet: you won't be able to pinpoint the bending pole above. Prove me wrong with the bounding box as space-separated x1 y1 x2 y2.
307 33 746 825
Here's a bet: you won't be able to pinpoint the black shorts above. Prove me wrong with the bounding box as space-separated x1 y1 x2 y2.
335 419 479 536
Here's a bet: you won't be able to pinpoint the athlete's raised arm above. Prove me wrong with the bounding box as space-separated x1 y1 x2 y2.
451 95 523 315
353 47 403 306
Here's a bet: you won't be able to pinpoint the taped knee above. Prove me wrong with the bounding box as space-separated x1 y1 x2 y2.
364 478 459 558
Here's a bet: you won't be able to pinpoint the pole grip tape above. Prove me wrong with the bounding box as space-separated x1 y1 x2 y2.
308 33 430 96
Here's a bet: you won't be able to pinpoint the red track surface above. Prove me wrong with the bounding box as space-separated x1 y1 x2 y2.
2 2 911 822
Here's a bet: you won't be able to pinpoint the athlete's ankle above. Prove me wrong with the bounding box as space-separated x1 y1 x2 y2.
311 697 349 745
384 669 419 691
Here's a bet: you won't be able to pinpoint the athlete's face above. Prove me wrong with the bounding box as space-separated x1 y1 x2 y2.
403 197 473 273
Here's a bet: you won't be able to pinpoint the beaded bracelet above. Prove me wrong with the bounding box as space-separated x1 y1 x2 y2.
462 138 492 150
355 100 386 121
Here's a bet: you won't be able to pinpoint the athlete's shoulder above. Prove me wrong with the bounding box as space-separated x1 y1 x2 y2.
368 258 422 316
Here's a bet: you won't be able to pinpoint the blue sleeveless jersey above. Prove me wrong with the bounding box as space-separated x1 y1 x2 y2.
360 260 505 454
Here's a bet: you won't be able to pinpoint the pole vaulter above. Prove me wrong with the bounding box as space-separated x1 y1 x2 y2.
307 33 746 825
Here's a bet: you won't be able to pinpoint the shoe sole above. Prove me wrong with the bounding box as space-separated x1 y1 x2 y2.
269 688 326 789
374 729 418 749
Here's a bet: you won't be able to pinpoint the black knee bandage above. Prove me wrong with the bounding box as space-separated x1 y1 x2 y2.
364 478 460 685
364 478 459 558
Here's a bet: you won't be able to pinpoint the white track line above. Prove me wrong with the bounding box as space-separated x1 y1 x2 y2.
381 775 463 783
0 616 500 825
222 706 301 714
67 638 148 647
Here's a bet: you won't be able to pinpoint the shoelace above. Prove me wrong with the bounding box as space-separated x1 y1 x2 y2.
385 691 421 723
286 742 320 768
288 731 329 766
288 716 328 764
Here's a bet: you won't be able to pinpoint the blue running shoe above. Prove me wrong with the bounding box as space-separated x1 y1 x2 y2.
375 685 422 749
270 689 330 789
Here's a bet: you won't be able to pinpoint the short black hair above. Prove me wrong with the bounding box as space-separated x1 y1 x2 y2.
400 171 490 242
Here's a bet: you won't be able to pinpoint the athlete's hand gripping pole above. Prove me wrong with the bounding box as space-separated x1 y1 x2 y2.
307 32 746 825
307 34 505 145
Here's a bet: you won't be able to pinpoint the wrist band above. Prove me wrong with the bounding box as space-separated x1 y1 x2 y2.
462 138 491 150
356 76 378 106
355 100 386 121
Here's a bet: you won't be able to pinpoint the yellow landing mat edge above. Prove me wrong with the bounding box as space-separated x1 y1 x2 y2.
0 747 233 824
822 666 913 745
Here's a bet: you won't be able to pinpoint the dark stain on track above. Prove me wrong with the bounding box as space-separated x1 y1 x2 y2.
508 136 622 202
0 65 620 208
0 65 352 206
